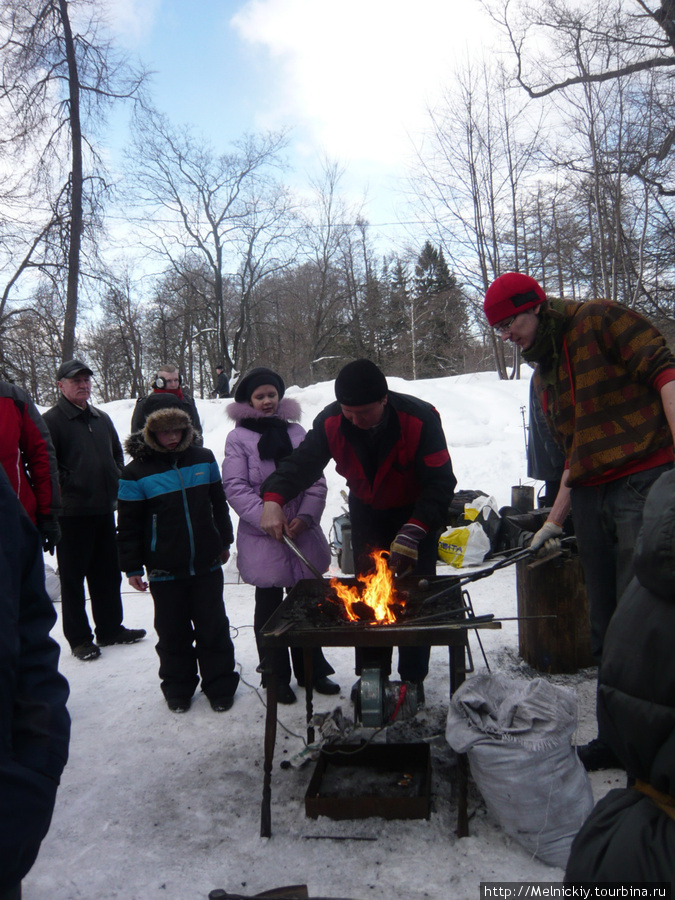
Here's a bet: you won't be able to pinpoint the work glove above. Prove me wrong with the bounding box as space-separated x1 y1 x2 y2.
39 517 62 555
528 520 563 555
389 523 427 577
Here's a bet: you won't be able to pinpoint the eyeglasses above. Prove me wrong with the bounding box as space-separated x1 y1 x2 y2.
493 314 519 333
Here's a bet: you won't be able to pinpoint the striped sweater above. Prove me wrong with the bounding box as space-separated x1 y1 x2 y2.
533 300 675 486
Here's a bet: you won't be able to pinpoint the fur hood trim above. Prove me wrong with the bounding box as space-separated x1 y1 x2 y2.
125 408 196 459
226 396 302 424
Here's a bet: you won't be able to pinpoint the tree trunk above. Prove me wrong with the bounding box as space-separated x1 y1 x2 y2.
59 0 82 362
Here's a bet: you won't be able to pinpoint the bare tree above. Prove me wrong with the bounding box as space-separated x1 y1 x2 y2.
0 0 146 360
1 283 65 401
486 0 675 191
126 109 294 379
88 272 145 398
411 58 544 378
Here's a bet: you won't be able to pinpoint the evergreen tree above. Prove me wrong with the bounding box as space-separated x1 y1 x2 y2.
411 242 468 377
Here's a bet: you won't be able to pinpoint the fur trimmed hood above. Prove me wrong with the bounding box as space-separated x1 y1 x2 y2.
125 407 196 459
226 396 302 425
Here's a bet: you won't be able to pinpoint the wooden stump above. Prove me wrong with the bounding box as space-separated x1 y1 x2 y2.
516 554 594 674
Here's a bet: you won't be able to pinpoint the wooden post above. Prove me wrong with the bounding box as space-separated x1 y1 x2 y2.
516 554 594 674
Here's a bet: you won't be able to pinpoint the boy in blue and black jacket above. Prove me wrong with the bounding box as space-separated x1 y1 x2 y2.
117 396 239 713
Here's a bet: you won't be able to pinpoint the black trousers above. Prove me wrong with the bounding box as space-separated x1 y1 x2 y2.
55 513 124 648
150 568 239 702
0 884 21 900
349 497 436 683
254 586 334 687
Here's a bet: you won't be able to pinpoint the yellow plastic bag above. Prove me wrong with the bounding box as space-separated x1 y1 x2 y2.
438 522 491 568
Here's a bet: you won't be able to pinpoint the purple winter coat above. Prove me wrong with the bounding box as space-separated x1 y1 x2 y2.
222 397 331 588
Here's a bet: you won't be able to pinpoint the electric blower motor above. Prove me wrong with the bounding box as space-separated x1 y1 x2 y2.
353 668 420 727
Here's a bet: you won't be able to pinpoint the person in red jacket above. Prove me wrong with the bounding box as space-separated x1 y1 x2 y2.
0 380 61 553
259 359 456 697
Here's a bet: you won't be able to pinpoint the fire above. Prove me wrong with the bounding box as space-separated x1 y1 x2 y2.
329 550 404 624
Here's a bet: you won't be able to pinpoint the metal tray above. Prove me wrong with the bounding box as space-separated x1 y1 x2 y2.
305 742 431 820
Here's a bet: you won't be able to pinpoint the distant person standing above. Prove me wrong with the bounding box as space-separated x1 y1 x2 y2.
130 364 202 434
43 360 146 661
213 364 230 399
0 379 61 553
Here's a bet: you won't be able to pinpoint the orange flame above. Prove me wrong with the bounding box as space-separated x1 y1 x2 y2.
329 550 404 624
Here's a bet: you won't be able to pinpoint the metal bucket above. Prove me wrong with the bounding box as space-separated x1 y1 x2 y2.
511 484 535 514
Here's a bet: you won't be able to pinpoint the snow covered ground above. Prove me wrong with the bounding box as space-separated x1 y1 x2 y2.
25 372 624 900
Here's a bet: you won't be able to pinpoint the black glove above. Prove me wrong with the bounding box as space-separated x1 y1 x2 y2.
39 518 62 555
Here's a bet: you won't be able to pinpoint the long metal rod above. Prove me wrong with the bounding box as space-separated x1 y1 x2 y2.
282 534 326 581
413 546 539 609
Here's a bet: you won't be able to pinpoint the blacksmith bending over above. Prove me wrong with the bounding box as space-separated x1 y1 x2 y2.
484 272 675 771
259 359 457 701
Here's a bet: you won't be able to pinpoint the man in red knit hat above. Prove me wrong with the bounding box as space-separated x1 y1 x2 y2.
484 272 675 770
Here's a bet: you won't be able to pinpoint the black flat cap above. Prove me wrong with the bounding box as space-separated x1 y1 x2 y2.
57 359 94 380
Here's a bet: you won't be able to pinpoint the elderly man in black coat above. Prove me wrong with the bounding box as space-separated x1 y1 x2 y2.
43 360 146 661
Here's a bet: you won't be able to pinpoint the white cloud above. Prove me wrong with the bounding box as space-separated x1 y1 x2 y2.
231 0 489 168
100 0 162 46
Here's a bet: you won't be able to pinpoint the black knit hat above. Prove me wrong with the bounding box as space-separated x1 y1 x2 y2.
141 392 190 421
234 367 285 404
334 359 388 406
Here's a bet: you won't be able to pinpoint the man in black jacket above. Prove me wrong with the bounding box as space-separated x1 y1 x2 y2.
260 359 456 692
0 466 70 899
43 360 146 661
213 364 230 398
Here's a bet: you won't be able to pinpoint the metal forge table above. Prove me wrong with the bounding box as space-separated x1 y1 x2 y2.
258 574 501 838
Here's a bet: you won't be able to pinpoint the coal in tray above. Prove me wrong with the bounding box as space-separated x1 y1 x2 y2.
305 742 431 820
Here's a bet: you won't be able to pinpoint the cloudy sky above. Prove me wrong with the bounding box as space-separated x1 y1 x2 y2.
104 0 496 239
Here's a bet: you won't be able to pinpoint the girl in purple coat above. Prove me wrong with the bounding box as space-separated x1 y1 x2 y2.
222 367 339 704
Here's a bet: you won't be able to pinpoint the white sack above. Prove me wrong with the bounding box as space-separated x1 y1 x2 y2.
446 672 593 868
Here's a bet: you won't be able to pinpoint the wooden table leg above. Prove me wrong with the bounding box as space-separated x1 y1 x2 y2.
449 643 469 837
303 648 315 745
449 638 466 696
260 674 278 837
456 752 469 838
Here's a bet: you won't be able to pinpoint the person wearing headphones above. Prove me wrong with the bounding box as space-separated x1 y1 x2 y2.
130 364 202 434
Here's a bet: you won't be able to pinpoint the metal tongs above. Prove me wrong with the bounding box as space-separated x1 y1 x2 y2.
282 534 326 581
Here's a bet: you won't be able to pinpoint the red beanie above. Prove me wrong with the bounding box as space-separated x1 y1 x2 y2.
483 273 546 326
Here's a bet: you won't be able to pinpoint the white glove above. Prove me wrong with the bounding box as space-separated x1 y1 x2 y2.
529 520 563 554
